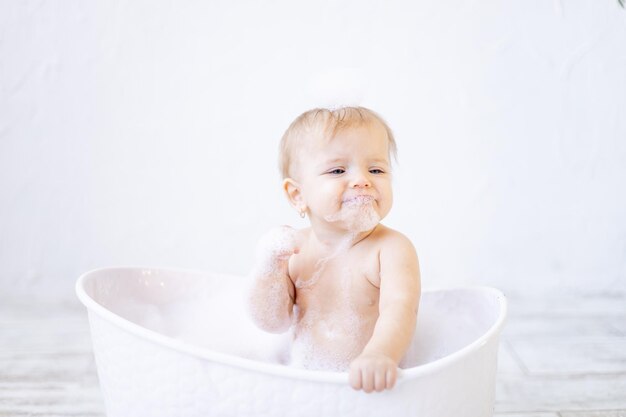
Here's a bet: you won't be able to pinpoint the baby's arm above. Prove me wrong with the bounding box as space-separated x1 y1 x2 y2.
349 233 421 393
247 226 298 333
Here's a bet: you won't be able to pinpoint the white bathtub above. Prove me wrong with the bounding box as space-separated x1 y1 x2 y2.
76 267 507 417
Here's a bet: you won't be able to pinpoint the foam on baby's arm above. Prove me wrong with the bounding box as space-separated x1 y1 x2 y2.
253 226 299 273
247 226 299 333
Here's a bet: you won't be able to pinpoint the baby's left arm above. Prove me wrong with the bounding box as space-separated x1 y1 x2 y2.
349 233 421 393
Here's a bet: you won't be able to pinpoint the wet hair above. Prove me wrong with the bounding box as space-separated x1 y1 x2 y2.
278 106 397 179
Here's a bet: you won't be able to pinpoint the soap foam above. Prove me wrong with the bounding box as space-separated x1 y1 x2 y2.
108 278 487 374
247 226 300 332
290 306 365 371
115 279 291 365
324 195 381 233
294 236 352 289
253 226 299 275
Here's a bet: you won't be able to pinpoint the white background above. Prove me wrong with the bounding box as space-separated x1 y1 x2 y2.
1 0 625 298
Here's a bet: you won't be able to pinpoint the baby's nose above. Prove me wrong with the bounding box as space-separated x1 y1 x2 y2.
350 172 371 188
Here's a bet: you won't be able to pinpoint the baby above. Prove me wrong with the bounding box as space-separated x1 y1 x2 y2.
248 107 421 393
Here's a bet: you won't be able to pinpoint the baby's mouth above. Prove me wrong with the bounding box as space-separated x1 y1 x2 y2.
342 195 375 206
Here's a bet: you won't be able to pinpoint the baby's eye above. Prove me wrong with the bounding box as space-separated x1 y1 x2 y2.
369 168 385 174
328 168 345 175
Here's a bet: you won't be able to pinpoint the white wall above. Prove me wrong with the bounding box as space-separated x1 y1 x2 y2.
1 0 625 298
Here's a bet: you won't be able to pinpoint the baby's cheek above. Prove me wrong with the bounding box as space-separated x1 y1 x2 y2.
378 191 393 215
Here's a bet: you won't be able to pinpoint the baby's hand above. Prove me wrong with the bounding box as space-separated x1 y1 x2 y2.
349 352 398 393
255 226 301 263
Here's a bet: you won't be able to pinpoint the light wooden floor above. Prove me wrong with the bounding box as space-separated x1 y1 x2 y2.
1 290 625 416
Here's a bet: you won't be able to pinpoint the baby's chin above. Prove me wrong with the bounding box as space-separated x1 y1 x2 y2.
324 200 382 233
344 210 381 233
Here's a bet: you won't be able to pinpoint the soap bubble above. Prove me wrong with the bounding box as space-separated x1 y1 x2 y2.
324 196 381 233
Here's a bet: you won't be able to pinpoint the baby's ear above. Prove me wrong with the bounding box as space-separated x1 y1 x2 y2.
283 178 305 212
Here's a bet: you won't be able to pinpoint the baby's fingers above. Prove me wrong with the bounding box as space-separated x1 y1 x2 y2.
352 367 378 393
361 369 375 393
349 366 363 391
373 366 397 392
385 367 397 390
349 364 397 393
374 369 387 392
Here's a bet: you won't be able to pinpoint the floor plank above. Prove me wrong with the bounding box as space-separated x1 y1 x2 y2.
495 374 626 412
508 337 626 375
494 413 559 417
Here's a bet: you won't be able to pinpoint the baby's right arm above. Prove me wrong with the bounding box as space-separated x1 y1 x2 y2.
247 226 299 333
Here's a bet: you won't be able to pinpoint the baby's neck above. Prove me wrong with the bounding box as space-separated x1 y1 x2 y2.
308 223 378 255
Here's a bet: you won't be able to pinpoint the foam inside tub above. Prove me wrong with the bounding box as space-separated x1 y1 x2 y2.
81 268 500 368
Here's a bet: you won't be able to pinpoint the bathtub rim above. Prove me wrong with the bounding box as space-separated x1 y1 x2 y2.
76 265 507 386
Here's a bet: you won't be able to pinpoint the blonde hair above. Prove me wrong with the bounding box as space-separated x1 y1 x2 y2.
278 106 397 179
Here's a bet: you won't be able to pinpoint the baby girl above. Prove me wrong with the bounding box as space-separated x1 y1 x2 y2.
248 107 421 393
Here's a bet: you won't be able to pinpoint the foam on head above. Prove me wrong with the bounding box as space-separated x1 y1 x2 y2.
278 106 397 180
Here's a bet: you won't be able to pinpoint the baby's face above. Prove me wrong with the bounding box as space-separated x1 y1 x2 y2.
294 121 393 232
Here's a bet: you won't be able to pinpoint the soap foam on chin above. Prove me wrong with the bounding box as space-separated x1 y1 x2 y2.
324 195 381 233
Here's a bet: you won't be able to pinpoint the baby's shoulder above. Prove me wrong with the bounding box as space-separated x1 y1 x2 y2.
372 225 417 257
373 225 414 247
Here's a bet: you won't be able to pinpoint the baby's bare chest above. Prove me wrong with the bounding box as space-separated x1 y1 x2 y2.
289 249 381 315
